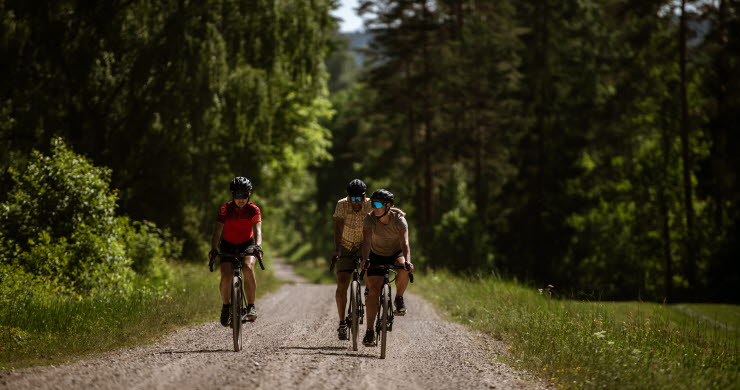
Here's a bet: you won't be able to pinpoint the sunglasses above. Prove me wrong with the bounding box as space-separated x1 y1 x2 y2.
350 196 363 202
371 201 385 209
234 193 249 200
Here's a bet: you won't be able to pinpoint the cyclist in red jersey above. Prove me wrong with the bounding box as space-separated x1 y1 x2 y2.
208 176 263 327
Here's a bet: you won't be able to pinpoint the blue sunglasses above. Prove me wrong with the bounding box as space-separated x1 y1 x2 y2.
234 193 249 200
350 196 363 202
372 201 385 209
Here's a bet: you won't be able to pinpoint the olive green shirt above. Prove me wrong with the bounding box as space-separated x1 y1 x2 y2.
363 210 408 256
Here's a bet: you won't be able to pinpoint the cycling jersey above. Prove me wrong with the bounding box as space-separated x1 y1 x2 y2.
217 201 261 244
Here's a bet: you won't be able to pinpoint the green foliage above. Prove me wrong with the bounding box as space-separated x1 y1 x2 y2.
0 139 132 296
0 139 181 302
0 0 337 262
315 0 740 302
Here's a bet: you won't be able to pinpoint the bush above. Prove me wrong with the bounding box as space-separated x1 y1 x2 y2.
0 138 180 300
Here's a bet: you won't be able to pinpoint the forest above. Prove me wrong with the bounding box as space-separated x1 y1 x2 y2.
1 0 738 303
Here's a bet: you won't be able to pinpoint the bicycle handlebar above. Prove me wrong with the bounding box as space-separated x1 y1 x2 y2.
209 248 264 272
359 261 414 283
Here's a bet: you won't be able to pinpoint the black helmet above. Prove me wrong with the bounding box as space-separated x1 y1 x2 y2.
230 176 252 193
346 179 367 196
370 189 394 204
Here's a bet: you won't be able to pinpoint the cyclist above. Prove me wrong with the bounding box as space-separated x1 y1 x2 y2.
331 179 372 340
208 176 263 327
361 189 414 346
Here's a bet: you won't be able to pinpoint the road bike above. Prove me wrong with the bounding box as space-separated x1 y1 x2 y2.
209 247 264 352
362 262 413 359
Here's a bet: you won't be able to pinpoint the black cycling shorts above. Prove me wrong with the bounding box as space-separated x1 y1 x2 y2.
366 250 403 277
220 238 255 262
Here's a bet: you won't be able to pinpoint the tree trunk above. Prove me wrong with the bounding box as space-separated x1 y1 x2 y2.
679 0 697 290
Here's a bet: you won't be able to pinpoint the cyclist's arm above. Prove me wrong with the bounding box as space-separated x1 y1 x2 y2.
361 224 372 269
333 217 344 254
253 221 262 247
210 222 224 252
401 226 413 271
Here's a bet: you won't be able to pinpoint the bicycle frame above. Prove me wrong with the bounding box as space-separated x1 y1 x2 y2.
213 248 264 352
361 261 413 358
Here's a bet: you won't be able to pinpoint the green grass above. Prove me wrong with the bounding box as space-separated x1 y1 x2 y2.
0 262 280 369
286 256 335 284
414 270 739 390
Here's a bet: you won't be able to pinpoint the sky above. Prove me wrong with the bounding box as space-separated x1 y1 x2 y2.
332 0 364 32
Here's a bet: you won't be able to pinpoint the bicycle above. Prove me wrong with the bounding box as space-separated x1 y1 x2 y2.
330 254 365 351
361 261 413 359
209 247 265 352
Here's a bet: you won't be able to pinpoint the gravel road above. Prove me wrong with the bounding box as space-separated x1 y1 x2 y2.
1 260 545 390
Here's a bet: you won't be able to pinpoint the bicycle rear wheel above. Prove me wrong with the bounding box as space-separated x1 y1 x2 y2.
350 280 360 351
232 276 243 352
379 284 390 359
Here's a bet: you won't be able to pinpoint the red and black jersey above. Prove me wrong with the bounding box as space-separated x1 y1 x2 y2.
217 201 261 244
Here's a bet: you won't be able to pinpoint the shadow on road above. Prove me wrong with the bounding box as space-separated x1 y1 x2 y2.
276 346 377 358
155 349 230 355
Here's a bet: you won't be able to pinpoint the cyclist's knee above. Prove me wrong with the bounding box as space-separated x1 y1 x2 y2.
243 256 256 270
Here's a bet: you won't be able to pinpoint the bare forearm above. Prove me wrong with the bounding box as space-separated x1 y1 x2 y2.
402 229 411 264
333 219 344 251
361 227 372 263
211 223 224 250
253 222 262 246
402 243 411 264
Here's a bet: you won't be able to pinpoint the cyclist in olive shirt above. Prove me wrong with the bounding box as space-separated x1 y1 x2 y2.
331 179 372 340
361 189 414 346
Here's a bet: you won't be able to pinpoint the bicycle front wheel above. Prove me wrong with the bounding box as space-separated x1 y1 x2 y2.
350 280 360 351
379 284 390 359
232 276 243 352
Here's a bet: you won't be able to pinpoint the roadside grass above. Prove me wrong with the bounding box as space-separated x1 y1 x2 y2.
286 256 335 284
0 262 280 369
414 270 739 390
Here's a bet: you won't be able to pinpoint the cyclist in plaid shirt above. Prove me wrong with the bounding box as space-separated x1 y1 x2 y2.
331 179 372 340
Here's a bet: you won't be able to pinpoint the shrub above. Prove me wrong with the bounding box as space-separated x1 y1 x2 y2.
0 138 180 300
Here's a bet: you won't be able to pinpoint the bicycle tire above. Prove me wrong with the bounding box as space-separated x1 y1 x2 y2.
232 276 242 352
350 280 360 351
379 284 390 359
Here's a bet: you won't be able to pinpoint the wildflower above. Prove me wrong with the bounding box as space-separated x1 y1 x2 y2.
593 330 607 338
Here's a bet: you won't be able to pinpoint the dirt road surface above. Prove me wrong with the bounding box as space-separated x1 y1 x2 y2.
1 260 544 389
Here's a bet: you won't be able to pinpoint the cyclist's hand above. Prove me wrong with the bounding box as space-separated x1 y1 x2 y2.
329 252 339 270
208 249 219 272
405 261 414 273
247 245 263 259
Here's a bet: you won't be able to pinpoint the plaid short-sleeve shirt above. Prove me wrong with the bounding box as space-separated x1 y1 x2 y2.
333 198 372 250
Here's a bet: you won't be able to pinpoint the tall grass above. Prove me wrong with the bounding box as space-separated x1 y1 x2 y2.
415 270 739 390
0 262 280 368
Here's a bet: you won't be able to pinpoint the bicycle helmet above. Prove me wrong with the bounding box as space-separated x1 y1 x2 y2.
370 189 394 204
230 176 253 193
346 179 367 196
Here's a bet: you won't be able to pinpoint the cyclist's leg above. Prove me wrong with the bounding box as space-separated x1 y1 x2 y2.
394 255 410 297
335 270 351 320
365 275 383 328
243 255 257 304
220 261 234 304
